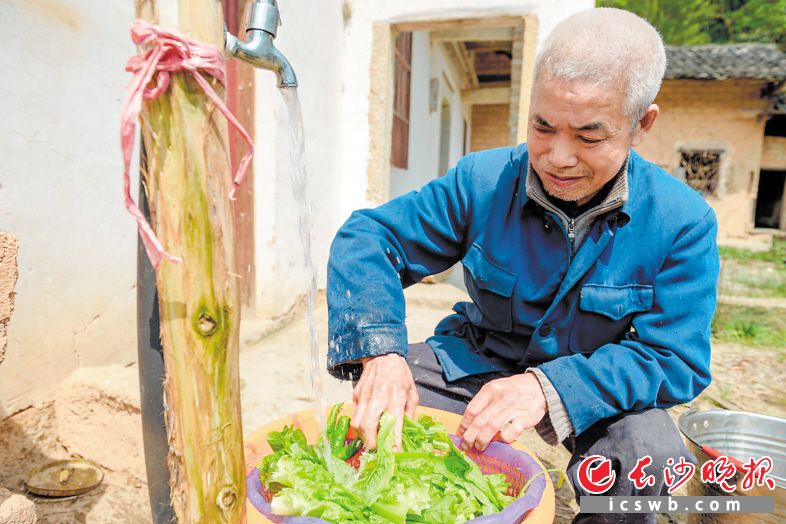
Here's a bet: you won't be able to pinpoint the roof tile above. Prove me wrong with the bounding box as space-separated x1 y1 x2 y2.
665 44 786 81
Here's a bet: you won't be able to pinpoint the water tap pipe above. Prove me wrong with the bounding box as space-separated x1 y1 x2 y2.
224 0 298 87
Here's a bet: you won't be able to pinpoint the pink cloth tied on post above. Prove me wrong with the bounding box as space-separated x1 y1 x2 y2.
121 19 253 268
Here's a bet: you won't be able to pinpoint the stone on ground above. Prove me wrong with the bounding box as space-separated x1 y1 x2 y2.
54 365 145 480
0 487 36 524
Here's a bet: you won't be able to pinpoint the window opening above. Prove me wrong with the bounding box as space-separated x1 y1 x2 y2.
679 149 723 196
391 32 412 169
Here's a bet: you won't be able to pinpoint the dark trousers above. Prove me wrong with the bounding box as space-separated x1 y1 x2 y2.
406 342 694 523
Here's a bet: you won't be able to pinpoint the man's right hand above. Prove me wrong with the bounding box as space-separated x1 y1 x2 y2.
350 353 419 451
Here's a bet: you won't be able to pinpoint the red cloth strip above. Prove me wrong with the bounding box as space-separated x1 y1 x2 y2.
121 19 253 267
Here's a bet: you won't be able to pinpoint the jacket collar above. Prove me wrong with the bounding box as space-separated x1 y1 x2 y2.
515 146 633 223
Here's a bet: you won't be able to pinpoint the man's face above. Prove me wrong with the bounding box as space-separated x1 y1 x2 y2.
527 75 643 205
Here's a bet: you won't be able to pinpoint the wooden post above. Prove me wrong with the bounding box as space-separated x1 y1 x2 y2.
134 1 245 522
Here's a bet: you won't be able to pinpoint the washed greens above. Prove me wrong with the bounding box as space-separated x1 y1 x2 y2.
258 404 516 523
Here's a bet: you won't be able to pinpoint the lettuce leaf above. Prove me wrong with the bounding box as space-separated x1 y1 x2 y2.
258 406 516 523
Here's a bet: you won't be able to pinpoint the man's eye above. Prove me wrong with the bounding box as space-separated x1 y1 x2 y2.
579 136 603 144
535 126 554 134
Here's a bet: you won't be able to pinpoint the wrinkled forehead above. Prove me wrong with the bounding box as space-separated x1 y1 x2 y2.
529 75 628 129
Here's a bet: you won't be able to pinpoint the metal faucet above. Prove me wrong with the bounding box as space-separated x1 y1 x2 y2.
224 0 298 87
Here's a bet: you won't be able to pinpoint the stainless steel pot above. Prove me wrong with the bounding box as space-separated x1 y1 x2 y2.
678 409 786 523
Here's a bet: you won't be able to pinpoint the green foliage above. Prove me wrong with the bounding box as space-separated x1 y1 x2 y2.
597 0 786 49
718 237 786 265
718 239 786 298
258 408 520 523
712 304 786 348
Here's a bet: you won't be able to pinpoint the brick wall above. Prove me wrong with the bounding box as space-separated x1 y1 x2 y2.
471 104 511 152
636 79 770 238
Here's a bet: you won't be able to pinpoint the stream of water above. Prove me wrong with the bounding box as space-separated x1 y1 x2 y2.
279 87 327 435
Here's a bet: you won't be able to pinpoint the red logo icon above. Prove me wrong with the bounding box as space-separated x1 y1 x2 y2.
577 455 617 494
740 456 776 491
700 456 738 493
628 455 656 490
664 456 696 494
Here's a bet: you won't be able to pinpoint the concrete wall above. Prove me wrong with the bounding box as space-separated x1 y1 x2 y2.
390 32 470 198
636 79 770 240
0 0 137 414
252 0 346 319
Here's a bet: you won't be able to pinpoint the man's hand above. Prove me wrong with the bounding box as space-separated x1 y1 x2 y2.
458 372 547 452
350 353 419 450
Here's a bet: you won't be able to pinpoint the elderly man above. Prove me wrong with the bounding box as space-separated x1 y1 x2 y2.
326 7 719 521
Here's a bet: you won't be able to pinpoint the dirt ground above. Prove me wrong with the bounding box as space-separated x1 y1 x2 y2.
0 402 150 524
1 283 784 523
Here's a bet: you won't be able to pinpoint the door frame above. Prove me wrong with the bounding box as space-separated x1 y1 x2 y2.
365 13 538 204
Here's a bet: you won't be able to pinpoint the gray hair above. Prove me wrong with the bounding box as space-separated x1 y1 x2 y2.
533 8 667 126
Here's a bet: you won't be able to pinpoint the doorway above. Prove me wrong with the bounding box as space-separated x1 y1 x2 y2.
366 14 538 204
755 170 786 229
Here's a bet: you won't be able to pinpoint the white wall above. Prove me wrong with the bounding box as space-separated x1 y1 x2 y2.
0 0 138 414
253 0 346 318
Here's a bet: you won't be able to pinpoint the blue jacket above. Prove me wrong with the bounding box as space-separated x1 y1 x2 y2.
327 145 719 435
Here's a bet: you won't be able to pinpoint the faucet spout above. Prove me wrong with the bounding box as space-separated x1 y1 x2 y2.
224 0 298 88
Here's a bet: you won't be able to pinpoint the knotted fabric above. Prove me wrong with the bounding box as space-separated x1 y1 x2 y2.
121 19 253 267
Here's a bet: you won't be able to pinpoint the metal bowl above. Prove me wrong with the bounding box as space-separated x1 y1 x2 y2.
679 409 786 523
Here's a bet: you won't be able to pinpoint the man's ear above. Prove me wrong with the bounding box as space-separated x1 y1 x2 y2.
631 104 659 147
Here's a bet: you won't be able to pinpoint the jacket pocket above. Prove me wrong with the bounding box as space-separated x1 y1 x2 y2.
569 284 653 353
462 243 516 332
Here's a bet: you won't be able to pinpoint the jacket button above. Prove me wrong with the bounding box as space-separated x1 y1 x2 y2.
543 221 551 232
539 324 551 337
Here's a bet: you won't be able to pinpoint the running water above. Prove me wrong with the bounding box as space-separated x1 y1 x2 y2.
279 87 330 447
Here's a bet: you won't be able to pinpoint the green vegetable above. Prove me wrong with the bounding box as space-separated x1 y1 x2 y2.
321 403 364 460
332 415 350 454
258 405 522 523
325 403 341 444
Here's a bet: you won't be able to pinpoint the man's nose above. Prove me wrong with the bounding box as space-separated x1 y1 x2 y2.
547 134 578 169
